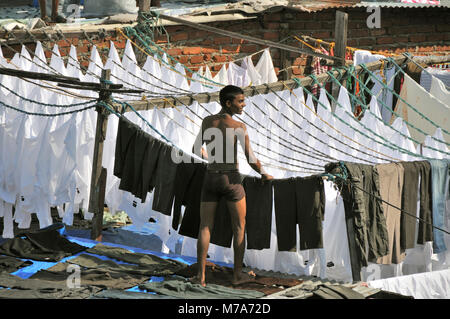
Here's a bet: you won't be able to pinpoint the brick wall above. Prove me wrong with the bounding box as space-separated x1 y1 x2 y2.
145 6 450 80
2 6 449 81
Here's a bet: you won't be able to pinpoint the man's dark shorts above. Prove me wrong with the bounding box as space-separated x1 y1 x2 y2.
200 170 245 202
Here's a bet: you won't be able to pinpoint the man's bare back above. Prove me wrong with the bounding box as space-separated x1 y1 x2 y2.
201 113 245 169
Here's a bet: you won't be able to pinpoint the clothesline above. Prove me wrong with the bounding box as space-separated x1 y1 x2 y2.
3 26 447 160
358 62 449 150
107 102 450 247
1 40 446 167
324 162 450 237
313 68 449 159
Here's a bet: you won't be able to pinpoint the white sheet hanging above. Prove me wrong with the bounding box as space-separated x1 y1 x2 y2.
227 62 251 88
333 86 360 162
255 48 278 84
212 64 229 86
422 128 450 160
241 55 262 86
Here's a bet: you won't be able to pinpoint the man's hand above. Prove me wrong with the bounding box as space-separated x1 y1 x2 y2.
261 173 273 184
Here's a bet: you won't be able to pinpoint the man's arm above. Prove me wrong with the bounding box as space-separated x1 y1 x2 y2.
238 124 272 180
192 121 208 160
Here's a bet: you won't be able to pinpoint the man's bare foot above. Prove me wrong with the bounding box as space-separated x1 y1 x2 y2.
232 270 256 286
41 16 51 25
189 276 206 287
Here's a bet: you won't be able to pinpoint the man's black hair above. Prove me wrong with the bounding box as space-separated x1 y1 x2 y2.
219 85 244 108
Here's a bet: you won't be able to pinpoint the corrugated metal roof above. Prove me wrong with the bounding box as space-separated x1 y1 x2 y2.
355 0 450 9
187 0 448 17
286 0 362 13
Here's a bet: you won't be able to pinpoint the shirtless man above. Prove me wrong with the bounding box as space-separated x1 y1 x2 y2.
191 85 273 287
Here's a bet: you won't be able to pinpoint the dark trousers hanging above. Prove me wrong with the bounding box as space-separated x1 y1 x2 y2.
399 161 420 251
243 176 273 250
152 144 178 216
273 178 297 252
295 175 325 250
415 161 434 245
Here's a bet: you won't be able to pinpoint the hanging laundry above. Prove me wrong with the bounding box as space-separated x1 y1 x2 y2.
393 72 449 145
398 161 421 251
387 117 418 162
414 161 434 245
113 116 139 180
213 63 229 86
241 55 263 86
118 125 149 197
354 50 396 123
376 163 406 265
174 162 232 248
419 66 450 92
255 48 278 84
172 160 203 231
273 176 325 252
428 159 449 254
151 143 178 216
310 47 331 98
422 128 449 160
178 163 207 239
322 180 352 282
273 178 297 252
242 176 273 250
430 76 450 106
227 61 251 88
325 162 389 271
295 175 325 251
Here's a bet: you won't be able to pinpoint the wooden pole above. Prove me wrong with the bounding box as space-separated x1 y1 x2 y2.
90 168 107 241
331 10 348 112
138 0 151 25
280 27 292 81
89 69 111 241
330 10 362 282
139 0 151 12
